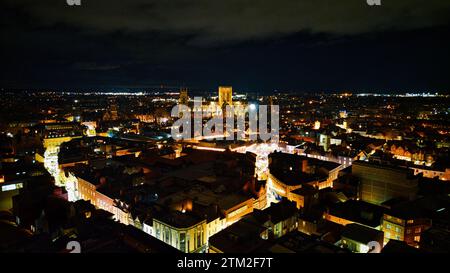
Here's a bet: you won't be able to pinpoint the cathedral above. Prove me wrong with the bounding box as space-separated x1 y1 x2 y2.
103 99 119 121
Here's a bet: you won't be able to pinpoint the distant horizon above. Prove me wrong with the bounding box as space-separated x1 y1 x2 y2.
1 87 448 96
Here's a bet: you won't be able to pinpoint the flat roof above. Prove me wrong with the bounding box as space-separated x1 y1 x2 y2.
270 168 327 186
341 223 384 244
209 218 267 253
155 210 205 229
328 200 385 228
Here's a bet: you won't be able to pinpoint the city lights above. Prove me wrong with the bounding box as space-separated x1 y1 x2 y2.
0 0 449 265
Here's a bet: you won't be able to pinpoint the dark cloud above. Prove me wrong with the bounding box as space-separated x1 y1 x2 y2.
1 0 450 91
72 62 121 71
4 0 450 45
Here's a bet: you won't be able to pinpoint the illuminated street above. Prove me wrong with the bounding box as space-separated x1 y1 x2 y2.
44 146 61 186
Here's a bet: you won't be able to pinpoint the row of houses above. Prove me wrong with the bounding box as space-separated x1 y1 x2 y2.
60 149 267 253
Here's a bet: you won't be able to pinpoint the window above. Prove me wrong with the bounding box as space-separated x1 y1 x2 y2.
414 236 420 242
386 223 391 230
407 229 411 234
186 234 190 252
395 227 401 233
415 227 421 233
180 233 186 253
407 220 414 224
165 227 170 243
197 227 202 249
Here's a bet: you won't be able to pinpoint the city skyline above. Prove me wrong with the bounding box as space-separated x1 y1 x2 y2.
1 84 449 257
1 0 449 262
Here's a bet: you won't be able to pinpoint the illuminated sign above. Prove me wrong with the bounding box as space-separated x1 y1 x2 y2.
1 183 23 192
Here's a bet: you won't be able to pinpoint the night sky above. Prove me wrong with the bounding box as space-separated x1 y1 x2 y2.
1 0 450 93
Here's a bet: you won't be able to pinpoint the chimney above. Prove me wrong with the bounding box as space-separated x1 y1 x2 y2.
302 159 309 173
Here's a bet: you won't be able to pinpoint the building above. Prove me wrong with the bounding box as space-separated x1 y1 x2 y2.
248 198 299 239
66 160 136 225
287 185 319 210
0 161 49 210
381 239 422 253
38 122 84 148
179 88 189 105
381 202 432 247
119 225 181 253
268 152 341 201
209 216 267 253
352 161 418 205
419 227 450 253
340 223 384 253
314 121 321 130
258 230 349 253
81 121 97 137
209 199 299 253
103 99 119 121
324 200 385 229
297 210 325 236
153 210 207 253
218 86 232 107
319 133 331 151
411 166 450 181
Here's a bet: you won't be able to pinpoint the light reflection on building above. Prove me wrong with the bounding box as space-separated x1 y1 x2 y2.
44 146 61 185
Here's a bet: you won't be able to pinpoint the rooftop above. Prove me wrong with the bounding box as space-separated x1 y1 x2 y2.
251 199 298 224
328 200 385 228
270 168 326 186
381 239 421 253
209 218 267 253
261 231 349 253
155 210 205 229
341 223 384 245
